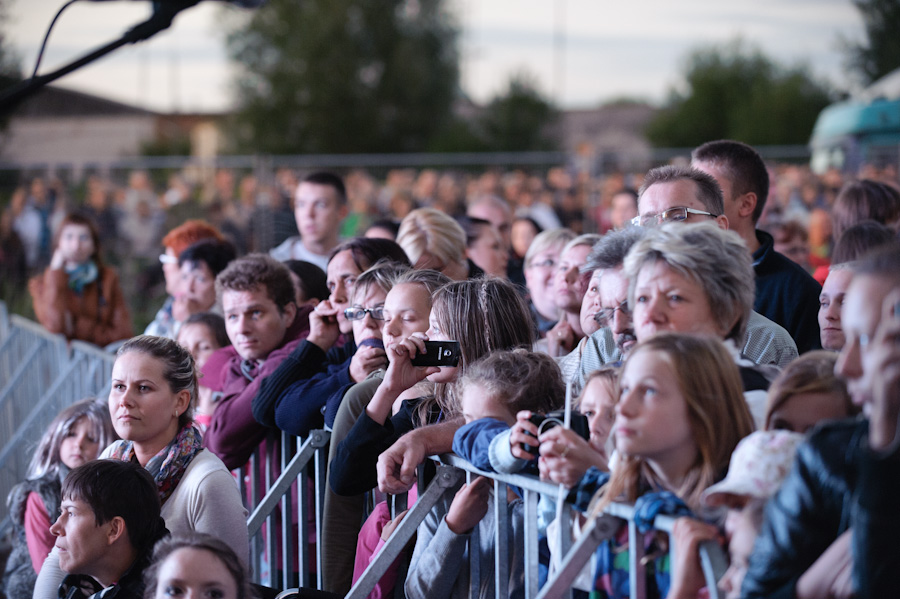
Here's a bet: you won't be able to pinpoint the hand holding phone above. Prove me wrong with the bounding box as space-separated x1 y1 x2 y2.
410 340 461 367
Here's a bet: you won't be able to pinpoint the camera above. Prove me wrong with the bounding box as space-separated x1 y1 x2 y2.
521 409 590 456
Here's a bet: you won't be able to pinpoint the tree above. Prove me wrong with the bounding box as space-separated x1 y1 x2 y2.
646 40 834 148
225 0 459 154
844 0 900 85
478 73 558 152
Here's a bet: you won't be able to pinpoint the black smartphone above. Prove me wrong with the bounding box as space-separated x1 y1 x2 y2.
411 340 461 367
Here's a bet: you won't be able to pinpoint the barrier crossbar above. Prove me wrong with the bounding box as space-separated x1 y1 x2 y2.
342 453 728 599
237 429 331 591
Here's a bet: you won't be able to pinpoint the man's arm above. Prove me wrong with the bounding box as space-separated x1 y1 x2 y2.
377 418 463 494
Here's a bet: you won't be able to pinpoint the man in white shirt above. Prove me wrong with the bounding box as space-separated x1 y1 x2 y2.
270 172 348 271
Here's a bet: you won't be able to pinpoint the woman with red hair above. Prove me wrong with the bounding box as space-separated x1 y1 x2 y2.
145 220 223 339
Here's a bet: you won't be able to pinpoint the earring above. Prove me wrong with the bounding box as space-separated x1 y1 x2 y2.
174 410 179 418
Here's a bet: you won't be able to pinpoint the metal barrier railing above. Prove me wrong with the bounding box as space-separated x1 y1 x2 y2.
0 315 116 524
237 429 331 591
343 453 728 599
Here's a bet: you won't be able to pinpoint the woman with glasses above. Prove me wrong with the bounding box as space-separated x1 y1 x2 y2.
269 261 409 437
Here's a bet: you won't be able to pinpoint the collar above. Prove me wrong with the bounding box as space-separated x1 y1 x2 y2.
751 229 774 267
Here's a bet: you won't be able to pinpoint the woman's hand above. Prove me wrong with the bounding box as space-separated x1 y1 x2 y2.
509 410 541 460
546 319 577 357
382 334 439 394
50 248 66 270
307 300 341 352
349 344 388 383
667 518 720 599
446 476 492 534
537 427 608 488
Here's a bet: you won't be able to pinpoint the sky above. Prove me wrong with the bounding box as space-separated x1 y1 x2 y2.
7 0 865 114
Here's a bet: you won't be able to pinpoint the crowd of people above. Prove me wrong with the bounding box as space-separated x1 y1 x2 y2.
1 138 900 599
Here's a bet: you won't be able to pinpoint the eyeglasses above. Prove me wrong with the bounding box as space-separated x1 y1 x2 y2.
159 253 178 265
594 300 631 327
631 206 718 227
343 307 386 321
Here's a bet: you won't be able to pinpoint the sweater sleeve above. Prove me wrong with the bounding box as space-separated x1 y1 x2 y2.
204 373 273 471
452 418 510 471
24 492 54 574
253 339 329 427
274 359 353 436
405 502 468 599
178 450 250 566
31 546 65 599
330 400 418 496
29 268 69 336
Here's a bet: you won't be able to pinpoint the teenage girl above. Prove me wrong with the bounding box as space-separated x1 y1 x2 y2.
587 334 754 599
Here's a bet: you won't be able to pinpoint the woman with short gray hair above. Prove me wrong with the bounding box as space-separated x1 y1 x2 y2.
623 222 772 427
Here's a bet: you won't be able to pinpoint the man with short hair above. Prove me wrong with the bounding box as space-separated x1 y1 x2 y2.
51 460 167 599
634 164 799 369
563 228 644 394
692 140 822 353
270 172 348 272
203 254 312 470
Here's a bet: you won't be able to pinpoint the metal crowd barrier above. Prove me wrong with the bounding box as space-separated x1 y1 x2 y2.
0 315 117 524
343 453 728 599
237 429 331 590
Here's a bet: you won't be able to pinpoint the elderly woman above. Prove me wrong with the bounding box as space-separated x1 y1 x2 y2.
623 222 778 427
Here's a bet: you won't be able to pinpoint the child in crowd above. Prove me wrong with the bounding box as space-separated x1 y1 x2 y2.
175 312 230 431
405 349 564 599
537 366 619 486
585 334 754 599
699 430 805 599
763 350 858 434
2 400 117 599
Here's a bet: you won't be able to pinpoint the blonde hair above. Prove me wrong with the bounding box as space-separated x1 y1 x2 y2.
591 334 753 514
29 399 118 479
577 366 620 411
397 208 467 271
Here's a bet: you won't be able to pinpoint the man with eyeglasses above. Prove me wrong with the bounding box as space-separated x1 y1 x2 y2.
633 165 798 369
560 228 645 396
692 140 822 353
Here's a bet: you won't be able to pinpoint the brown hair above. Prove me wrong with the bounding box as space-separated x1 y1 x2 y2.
591 334 754 514
144 533 249 599
421 277 534 422
54 213 103 269
764 350 857 430
215 253 296 313
832 179 900 240
458 348 564 417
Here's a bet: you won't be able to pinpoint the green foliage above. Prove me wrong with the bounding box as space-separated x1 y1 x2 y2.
479 73 558 152
845 0 900 85
646 40 834 148
225 0 459 154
